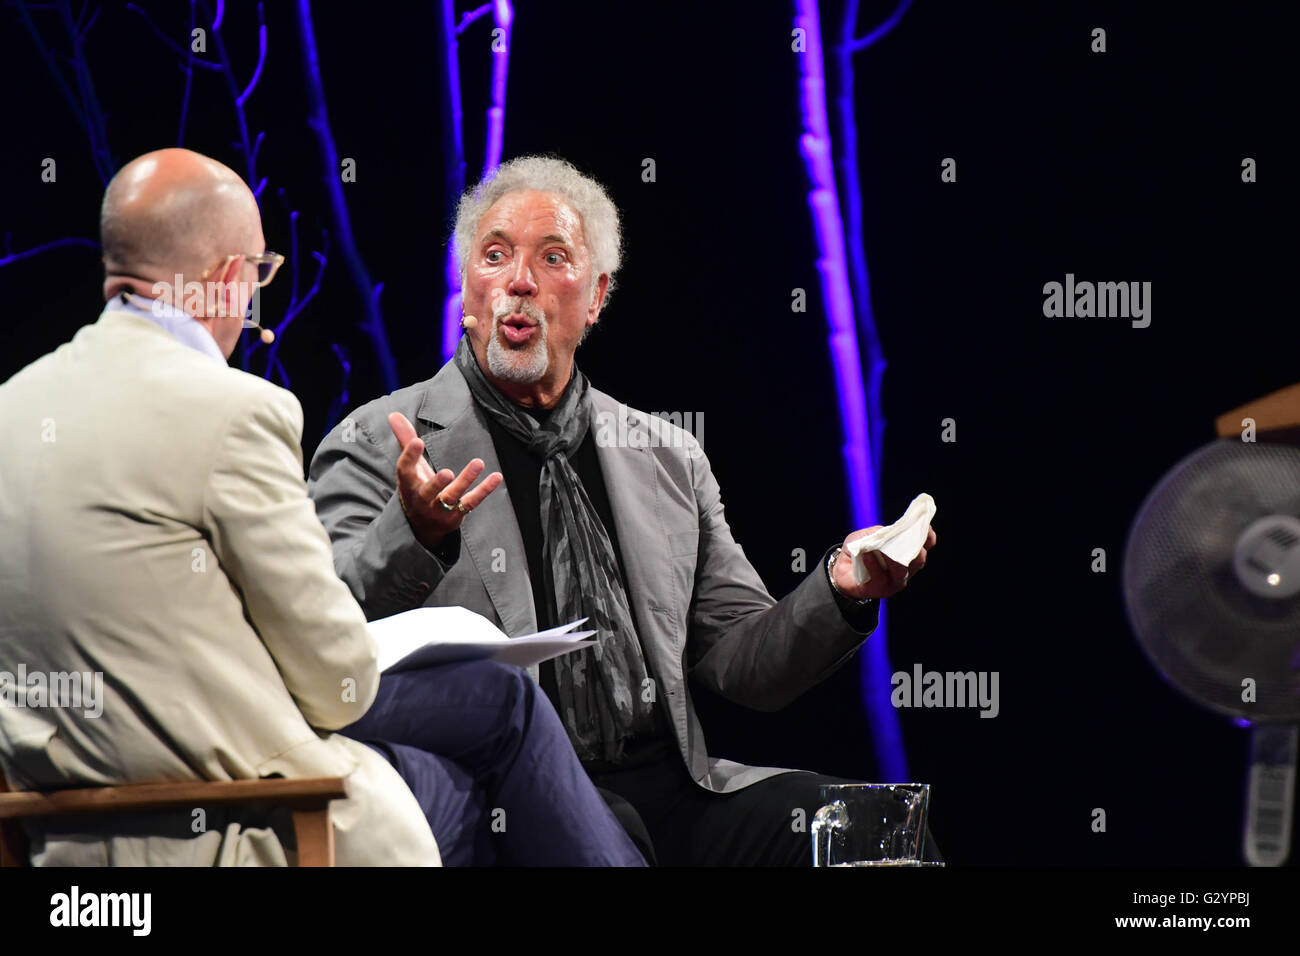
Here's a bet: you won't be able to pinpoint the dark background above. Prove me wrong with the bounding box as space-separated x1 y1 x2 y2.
1 1 1293 865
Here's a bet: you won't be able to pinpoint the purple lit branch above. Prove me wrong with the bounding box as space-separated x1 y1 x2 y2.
57 0 114 183
264 217 328 374
0 235 100 269
126 2 220 69
248 193 330 385
133 0 274 371
455 3 490 32
10 0 115 185
848 0 912 53
200 0 266 198
439 0 468 362
135 0 332 381
236 14 267 108
130 1 266 195
835 0 911 491
793 0 908 780
295 0 399 392
323 343 353 438
199 0 266 369
793 1 876 541
440 0 514 362
177 0 197 144
1 3 111 276
484 0 513 182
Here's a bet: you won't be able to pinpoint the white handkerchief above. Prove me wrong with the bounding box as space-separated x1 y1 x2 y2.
845 493 937 585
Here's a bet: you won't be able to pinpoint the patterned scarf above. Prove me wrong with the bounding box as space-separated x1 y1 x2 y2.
454 337 656 761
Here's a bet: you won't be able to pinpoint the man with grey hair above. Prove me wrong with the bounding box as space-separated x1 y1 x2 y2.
309 154 940 865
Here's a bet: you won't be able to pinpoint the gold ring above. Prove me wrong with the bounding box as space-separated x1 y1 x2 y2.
456 501 472 515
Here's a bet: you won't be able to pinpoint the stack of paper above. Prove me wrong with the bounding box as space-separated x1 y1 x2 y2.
367 605 596 674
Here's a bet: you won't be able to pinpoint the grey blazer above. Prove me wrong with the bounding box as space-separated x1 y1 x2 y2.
307 360 879 792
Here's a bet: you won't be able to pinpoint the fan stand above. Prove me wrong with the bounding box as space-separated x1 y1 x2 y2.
1218 382 1300 866
1244 725 1297 866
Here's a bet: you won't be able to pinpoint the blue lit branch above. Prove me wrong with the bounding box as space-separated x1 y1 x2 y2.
793 0 912 781
440 0 514 362
6 0 406 414
0 235 100 269
130 0 279 373
259 201 329 374
8 0 115 185
1 2 111 278
295 0 399 393
836 0 912 503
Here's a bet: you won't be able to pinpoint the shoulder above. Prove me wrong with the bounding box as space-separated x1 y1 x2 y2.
150 340 303 435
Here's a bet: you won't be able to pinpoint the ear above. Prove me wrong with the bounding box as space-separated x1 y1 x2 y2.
586 273 610 326
214 254 244 318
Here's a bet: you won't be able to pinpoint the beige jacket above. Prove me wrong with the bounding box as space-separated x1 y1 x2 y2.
0 308 439 865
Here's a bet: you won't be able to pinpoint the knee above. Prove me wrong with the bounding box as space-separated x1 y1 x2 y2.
458 659 528 687
456 660 537 713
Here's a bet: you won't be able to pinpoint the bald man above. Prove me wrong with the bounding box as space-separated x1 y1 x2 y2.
98 147 273 352
0 148 643 866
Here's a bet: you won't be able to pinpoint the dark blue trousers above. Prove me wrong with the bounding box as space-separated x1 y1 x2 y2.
345 659 645 866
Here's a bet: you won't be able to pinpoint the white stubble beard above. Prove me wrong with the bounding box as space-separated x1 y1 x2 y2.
486 300 549 384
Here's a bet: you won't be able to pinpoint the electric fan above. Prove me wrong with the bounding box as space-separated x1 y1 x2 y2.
1123 383 1300 866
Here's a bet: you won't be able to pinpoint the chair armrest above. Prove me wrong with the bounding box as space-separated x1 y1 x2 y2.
0 777 349 867
0 776 350 820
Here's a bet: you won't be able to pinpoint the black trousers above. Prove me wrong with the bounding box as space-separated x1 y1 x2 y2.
590 750 943 866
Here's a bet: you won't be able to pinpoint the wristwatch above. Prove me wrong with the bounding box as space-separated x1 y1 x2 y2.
827 546 876 605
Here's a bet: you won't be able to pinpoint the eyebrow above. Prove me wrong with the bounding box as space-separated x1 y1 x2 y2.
480 229 573 248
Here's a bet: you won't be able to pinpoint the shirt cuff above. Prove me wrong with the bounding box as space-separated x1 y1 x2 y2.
430 528 461 568
370 492 461 598
823 546 879 634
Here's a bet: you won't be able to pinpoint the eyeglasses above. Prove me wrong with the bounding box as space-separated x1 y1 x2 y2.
195 251 285 328
202 251 285 288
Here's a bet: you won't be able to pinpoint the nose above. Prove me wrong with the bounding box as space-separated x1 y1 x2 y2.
506 256 538 298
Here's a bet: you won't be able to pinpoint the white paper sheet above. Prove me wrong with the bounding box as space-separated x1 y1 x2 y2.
367 605 596 674
844 493 937 585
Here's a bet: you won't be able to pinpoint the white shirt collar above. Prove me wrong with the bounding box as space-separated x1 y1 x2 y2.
104 292 227 364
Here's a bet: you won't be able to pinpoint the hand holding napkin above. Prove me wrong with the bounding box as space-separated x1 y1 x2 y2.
844 493 937 586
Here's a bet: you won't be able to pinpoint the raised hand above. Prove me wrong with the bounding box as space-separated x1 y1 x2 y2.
388 411 503 549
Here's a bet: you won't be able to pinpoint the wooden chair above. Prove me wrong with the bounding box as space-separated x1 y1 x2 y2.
0 770 348 867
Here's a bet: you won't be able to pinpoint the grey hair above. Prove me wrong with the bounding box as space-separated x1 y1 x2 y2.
452 155 622 305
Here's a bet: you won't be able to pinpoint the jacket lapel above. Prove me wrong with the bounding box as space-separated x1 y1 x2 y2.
414 365 537 636
589 389 683 677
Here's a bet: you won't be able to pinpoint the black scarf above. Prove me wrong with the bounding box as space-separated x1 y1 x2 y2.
454 337 656 760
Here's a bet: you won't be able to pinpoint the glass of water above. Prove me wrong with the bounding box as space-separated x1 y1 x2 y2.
811 783 939 867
